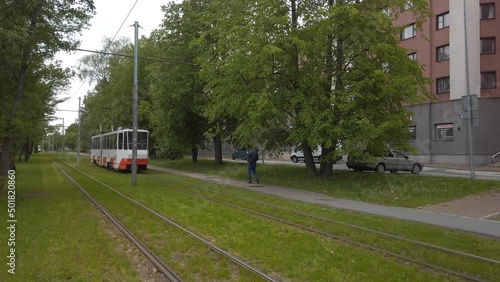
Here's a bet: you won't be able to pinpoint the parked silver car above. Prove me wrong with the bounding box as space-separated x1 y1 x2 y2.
346 149 423 174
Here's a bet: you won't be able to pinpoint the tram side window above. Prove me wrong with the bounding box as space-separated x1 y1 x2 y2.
138 132 148 150
93 137 99 149
127 131 133 150
119 133 123 149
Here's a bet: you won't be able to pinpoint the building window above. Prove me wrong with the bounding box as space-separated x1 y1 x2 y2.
481 72 496 88
437 12 449 29
480 3 495 19
437 77 450 93
437 45 450 61
409 125 416 140
408 52 417 60
436 123 453 140
480 38 495 54
401 23 416 40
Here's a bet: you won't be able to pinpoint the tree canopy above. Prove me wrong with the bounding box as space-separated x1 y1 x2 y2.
0 0 95 178
76 0 432 176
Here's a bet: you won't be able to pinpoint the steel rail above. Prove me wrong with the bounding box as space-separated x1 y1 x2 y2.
147 173 500 264
59 161 277 282
52 160 182 282
156 180 488 282
163 177 500 265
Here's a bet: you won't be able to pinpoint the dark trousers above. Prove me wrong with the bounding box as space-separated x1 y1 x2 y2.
248 163 259 183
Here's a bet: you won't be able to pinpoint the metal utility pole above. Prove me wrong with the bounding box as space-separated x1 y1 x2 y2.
62 118 65 156
132 21 139 185
78 97 81 163
463 0 475 179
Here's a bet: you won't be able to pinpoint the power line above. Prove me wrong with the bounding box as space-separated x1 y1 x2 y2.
75 48 195 65
70 0 141 98
108 0 140 50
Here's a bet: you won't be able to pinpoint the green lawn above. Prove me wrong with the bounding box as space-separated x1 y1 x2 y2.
0 154 142 282
150 158 500 208
1 154 499 281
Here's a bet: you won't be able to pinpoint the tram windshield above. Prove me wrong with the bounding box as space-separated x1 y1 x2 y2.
126 131 148 150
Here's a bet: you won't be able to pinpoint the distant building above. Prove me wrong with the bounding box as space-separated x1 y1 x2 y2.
396 0 500 164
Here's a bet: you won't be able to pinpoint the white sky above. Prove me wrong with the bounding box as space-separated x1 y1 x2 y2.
52 0 180 128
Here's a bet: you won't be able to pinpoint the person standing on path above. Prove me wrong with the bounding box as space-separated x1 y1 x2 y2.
247 148 259 184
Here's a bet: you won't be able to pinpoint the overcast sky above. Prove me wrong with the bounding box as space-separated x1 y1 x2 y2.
53 0 181 128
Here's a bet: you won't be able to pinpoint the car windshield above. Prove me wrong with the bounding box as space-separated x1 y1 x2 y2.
393 151 406 158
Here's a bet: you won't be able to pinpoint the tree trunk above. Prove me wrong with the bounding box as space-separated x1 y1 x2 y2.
302 140 318 176
24 137 31 161
214 134 223 166
319 0 344 177
191 143 198 163
319 146 334 176
18 140 22 162
1 137 12 178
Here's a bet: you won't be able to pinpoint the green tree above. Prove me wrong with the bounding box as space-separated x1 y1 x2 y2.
78 37 152 144
148 0 221 163
0 0 95 177
64 123 79 150
194 0 432 176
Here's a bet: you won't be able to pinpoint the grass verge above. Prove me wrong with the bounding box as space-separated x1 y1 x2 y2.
0 154 144 281
150 158 500 208
56 154 500 281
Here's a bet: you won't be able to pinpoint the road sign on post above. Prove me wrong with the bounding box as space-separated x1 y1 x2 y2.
461 94 479 127
462 94 478 111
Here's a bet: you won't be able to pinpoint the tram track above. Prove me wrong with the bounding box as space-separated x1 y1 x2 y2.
147 175 500 282
139 175 500 282
55 160 278 282
53 160 182 282
57 159 499 281
162 177 500 264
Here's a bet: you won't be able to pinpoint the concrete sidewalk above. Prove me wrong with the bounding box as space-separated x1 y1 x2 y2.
149 165 500 238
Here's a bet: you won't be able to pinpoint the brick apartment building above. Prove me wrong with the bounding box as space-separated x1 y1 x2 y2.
396 0 500 164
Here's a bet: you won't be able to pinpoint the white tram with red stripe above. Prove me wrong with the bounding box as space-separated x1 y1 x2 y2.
91 128 149 171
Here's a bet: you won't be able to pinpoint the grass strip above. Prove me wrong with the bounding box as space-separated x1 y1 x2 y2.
0 155 142 281
56 157 267 281
150 159 500 208
55 154 491 281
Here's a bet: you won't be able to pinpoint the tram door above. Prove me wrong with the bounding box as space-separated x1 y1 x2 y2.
99 135 103 166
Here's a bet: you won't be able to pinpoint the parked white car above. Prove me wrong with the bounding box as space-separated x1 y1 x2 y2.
290 145 343 163
290 146 322 163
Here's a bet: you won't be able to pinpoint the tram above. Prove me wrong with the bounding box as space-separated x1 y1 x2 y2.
91 127 149 171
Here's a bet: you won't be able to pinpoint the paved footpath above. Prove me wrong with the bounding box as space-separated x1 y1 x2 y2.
149 165 500 238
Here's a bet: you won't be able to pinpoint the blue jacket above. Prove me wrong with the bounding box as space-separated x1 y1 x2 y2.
247 151 259 165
